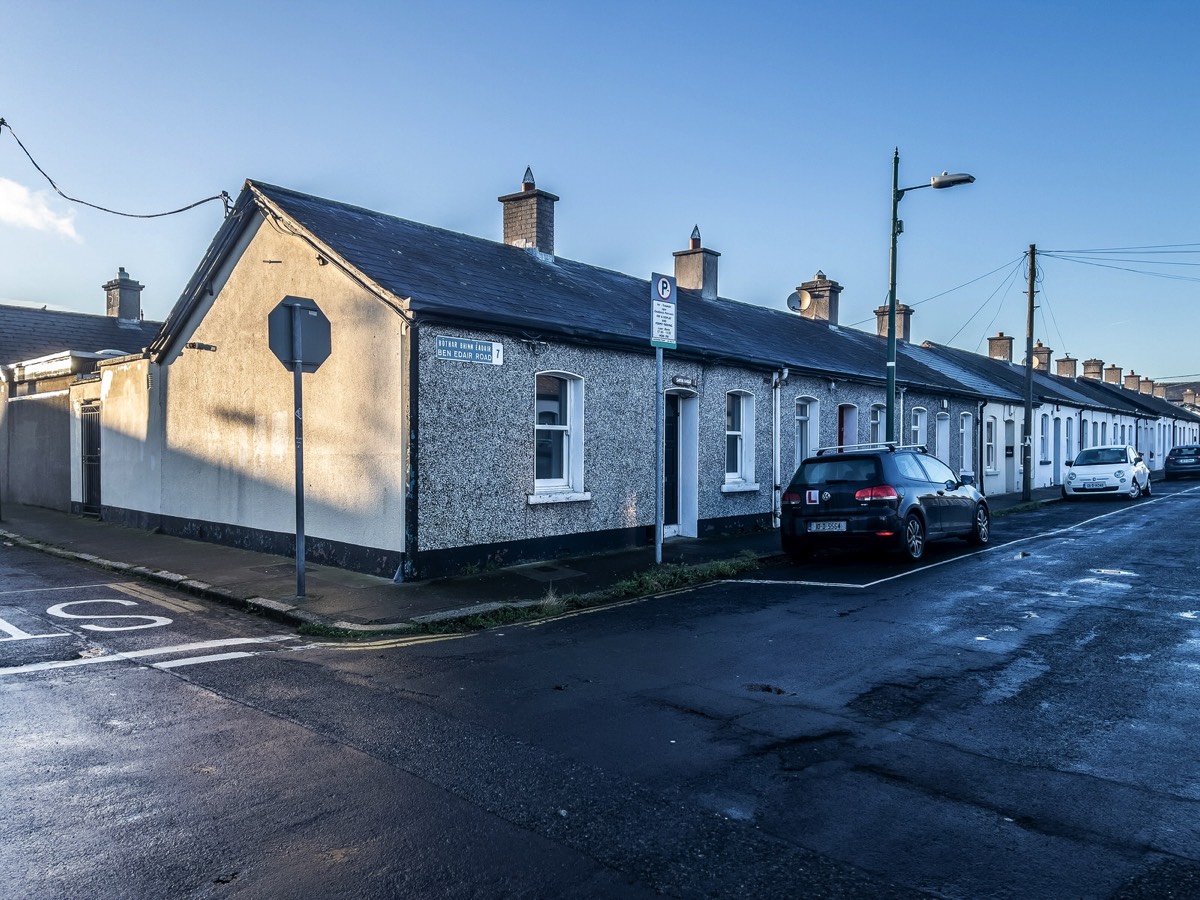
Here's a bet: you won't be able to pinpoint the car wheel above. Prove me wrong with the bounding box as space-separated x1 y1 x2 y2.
1128 478 1141 500
899 513 925 561
967 503 990 545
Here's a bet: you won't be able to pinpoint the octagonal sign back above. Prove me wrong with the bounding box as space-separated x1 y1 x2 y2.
268 296 331 373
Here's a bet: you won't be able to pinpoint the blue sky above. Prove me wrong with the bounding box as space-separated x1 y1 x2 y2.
3 1 1198 378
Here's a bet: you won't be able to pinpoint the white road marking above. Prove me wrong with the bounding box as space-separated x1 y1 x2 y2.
153 652 257 669
0 636 296 677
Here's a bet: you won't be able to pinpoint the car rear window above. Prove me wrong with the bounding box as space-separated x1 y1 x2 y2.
795 457 882 485
1171 447 1200 459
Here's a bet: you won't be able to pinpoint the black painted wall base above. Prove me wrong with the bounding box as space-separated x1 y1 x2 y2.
99 505 403 579
96 505 772 582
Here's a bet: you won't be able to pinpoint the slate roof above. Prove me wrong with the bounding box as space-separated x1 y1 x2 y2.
0 304 162 366
1074 377 1200 424
917 340 1133 413
153 181 983 399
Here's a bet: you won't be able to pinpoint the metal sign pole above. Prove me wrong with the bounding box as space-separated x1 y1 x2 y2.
648 272 676 567
291 302 306 598
655 346 664 565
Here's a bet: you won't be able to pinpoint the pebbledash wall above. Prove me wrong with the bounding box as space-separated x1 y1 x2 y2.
412 322 775 576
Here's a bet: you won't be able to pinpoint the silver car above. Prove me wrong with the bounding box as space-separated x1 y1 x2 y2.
1062 445 1151 500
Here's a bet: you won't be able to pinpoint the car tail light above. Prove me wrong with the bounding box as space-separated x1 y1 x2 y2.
855 484 899 501
782 492 803 504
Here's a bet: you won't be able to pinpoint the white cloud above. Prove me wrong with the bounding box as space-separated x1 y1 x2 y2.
0 177 80 240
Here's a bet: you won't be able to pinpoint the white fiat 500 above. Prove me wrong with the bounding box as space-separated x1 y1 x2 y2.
1062 445 1151 500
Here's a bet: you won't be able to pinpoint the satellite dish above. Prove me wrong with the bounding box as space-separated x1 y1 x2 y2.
787 289 813 312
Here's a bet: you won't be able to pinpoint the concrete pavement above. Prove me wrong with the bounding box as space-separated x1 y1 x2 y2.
0 487 1063 633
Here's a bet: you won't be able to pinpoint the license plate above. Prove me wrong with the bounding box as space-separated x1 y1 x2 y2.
1081 481 1106 489
809 521 846 533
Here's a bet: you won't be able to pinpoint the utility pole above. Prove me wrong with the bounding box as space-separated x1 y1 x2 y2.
1022 244 1036 502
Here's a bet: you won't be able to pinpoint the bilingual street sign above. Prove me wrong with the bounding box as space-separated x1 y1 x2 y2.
435 335 504 365
650 272 677 349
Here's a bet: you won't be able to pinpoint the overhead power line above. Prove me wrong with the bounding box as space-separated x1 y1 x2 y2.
1038 252 1200 283
0 117 230 217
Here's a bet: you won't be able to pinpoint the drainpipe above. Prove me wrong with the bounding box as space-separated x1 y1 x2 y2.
397 320 419 582
772 368 788 529
977 400 986 494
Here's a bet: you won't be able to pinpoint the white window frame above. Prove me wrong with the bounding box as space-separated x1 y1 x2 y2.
911 407 928 448
530 371 589 504
723 390 758 491
868 404 886 444
1040 413 1050 462
794 396 819 468
959 412 974 476
985 416 997 471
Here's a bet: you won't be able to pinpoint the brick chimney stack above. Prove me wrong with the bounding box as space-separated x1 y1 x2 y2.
1056 355 1077 378
793 271 843 325
499 167 558 254
988 332 1014 362
1104 364 1123 385
1082 358 1104 379
1139 377 1154 395
103 267 144 323
1124 371 1140 391
1154 383 1167 398
874 302 912 341
1185 388 1197 406
1032 340 1052 370
672 225 720 301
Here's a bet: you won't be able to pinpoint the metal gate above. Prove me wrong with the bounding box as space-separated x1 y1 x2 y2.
81 403 101 516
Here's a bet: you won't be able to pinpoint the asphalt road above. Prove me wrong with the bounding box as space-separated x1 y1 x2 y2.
3 484 1200 898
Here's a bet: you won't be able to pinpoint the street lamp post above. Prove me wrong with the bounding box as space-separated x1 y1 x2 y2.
886 149 975 443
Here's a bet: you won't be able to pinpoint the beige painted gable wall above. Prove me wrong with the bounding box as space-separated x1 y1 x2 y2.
151 216 409 553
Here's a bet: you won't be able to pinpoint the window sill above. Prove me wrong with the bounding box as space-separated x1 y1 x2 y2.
527 491 592 505
720 482 760 494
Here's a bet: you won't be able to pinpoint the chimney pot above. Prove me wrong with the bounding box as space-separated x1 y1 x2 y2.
874 302 912 341
102 267 144 322
793 272 843 324
499 170 559 253
988 332 1014 362
673 227 720 300
1032 340 1052 370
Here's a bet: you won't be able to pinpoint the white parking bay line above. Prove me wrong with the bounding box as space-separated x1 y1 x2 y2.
0 635 296 677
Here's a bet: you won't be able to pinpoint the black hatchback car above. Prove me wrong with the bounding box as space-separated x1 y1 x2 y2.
781 444 990 562
1165 445 1200 480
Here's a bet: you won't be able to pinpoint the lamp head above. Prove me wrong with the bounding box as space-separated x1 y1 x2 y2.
930 171 975 189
